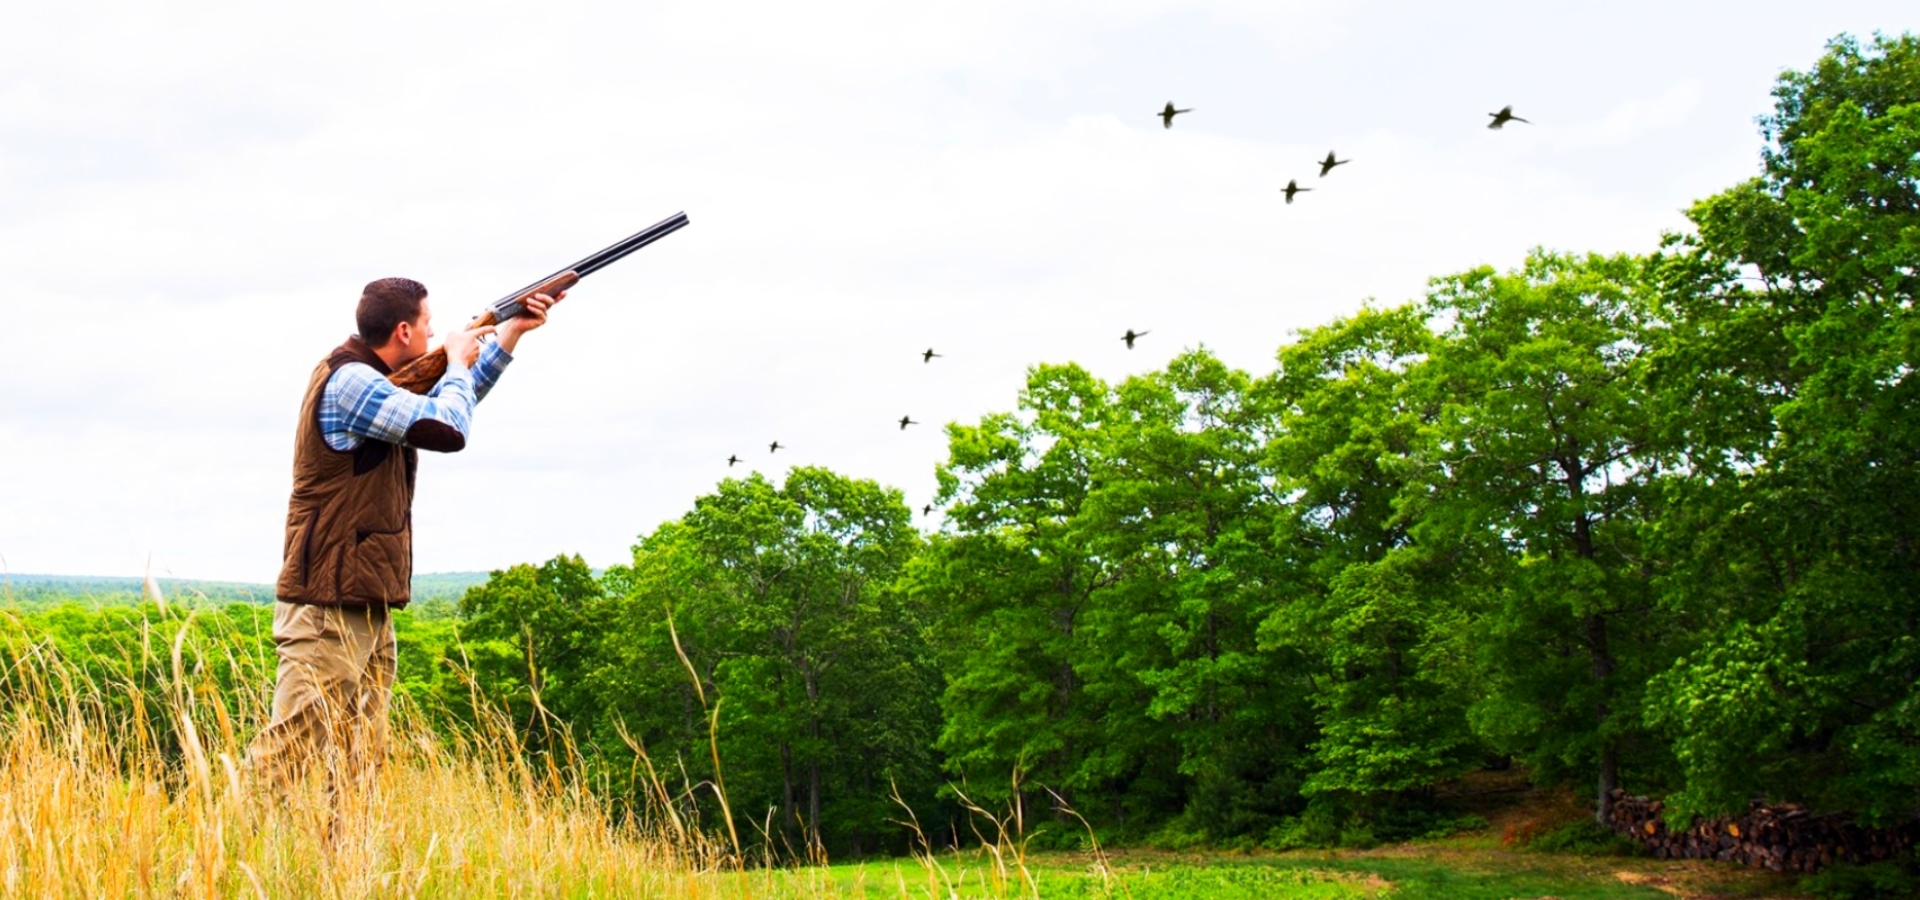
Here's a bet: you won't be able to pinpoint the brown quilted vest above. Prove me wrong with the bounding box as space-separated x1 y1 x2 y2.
276 337 417 608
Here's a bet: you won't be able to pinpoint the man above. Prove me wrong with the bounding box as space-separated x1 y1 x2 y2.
248 276 562 792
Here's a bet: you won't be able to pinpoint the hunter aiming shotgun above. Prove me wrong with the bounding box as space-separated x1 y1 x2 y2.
388 211 691 393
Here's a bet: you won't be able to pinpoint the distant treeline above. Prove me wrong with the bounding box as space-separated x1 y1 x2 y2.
4 34 1917 864
2 575 274 606
0 572 492 607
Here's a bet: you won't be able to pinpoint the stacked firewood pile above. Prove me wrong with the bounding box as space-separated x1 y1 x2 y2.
1605 791 1918 873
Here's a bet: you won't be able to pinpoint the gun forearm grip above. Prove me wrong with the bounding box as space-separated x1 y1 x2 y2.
491 271 580 322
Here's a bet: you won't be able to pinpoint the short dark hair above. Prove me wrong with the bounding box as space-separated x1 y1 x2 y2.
356 277 428 347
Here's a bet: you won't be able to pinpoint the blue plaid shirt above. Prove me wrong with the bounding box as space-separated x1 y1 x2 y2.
320 342 513 451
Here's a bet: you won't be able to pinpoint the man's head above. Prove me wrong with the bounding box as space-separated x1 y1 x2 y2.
357 277 434 364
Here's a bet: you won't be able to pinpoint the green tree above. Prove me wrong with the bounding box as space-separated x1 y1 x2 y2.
601 467 935 857
1408 252 1672 825
922 363 1153 823
457 555 609 755
1084 350 1303 837
1644 33 1920 823
1256 304 1481 835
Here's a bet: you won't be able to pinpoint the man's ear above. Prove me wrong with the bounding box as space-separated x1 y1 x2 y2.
392 320 413 348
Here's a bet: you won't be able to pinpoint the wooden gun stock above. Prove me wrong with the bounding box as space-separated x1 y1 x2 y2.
387 271 580 394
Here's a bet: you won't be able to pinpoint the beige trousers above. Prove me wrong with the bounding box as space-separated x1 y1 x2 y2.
248 601 397 793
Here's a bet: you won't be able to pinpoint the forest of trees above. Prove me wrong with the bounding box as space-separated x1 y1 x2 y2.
4 33 1917 862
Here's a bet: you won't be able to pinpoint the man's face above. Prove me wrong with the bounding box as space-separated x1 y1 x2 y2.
393 297 435 364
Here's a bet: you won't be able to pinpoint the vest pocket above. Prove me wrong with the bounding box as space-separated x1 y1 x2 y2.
279 512 319 594
337 526 411 604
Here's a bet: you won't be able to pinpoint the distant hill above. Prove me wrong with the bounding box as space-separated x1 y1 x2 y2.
0 574 271 606
0 571 495 607
406 572 493 602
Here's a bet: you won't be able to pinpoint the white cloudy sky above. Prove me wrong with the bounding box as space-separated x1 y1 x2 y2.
1 1 1910 583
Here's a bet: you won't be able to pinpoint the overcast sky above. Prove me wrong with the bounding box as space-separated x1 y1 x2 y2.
1 1 1912 584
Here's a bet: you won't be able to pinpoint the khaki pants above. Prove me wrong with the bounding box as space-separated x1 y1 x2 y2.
248 601 397 794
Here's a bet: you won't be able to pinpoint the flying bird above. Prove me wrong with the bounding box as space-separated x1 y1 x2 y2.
769 441 783 453
1282 179 1312 204
1487 105 1530 129
922 503 934 517
899 415 919 430
1317 151 1349 177
1158 102 1191 129
1122 329 1149 349
922 348 941 363
727 454 741 467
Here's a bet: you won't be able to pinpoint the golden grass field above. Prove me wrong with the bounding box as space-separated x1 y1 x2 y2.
0 606 735 899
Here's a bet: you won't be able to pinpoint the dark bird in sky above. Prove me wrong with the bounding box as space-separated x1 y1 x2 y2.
1283 179 1312 204
1318 151 1349 177
769 441 783 453
899 415 919 430
922 503 933 517
922 348 941 363
1122 329 1149 349
1158 102 1191 129
1487 105 1531 129
727 454 740 467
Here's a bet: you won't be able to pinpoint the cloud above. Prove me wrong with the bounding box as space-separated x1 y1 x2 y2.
0 0 1862 581
1550 80 1708 149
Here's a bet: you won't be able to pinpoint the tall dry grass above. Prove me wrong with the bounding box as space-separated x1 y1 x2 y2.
0 607 744 899
0 605 1077 900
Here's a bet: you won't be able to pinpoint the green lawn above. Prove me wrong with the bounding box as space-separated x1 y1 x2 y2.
750 846 1807 900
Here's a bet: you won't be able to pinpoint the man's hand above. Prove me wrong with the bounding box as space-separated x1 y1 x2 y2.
443 324 496 371
497 291 565 354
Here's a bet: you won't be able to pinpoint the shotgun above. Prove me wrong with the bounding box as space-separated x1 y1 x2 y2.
388 211 691 393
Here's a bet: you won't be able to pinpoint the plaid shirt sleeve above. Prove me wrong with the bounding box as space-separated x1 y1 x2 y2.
321 341 514 451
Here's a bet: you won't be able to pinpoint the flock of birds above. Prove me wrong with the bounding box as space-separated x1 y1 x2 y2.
724 100 1536 518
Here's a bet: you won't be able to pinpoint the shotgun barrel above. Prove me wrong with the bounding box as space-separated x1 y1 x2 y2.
484 211 691 323
385 211 690 394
